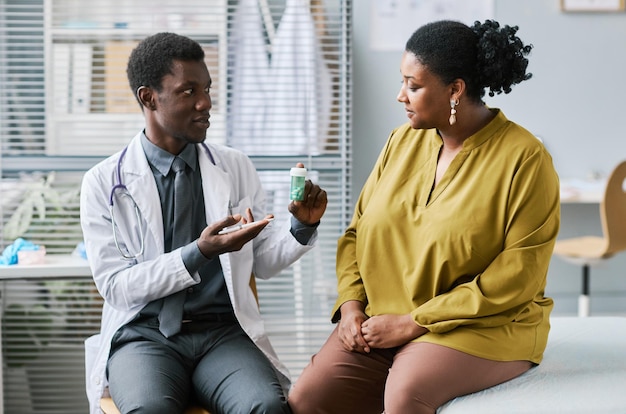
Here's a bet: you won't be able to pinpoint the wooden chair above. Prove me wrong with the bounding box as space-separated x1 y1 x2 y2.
99 276 258 414
553 160 626 316
100 397 209 414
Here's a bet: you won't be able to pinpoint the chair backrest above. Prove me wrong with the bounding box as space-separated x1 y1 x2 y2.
600 160 626 255
250 273 259 306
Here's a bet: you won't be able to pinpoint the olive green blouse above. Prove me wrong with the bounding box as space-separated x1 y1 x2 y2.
333 109 560 363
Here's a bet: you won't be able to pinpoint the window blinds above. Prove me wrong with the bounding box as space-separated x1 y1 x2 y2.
0 1 352 412
0 0 45 156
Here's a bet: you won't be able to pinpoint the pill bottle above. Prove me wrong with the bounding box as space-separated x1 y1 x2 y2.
290 167 307 201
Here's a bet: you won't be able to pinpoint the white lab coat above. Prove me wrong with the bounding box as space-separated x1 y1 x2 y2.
227 0 271 154
228 0 332 156
80 132 315 414
263 0 333 155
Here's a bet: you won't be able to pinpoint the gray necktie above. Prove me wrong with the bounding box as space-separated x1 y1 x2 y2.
158 156 192 337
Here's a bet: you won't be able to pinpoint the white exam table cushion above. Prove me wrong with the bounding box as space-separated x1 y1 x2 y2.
438 316 626 414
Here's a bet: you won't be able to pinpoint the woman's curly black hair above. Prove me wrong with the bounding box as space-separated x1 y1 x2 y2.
127 32 205 101
404 20 533 102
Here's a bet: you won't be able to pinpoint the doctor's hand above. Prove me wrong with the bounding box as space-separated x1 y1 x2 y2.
196 209 273 259
288 163 328 226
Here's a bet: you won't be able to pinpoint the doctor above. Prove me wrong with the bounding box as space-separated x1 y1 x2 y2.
80 32 327 414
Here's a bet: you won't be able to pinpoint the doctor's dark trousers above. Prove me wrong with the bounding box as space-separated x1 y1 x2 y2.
106 316 291 414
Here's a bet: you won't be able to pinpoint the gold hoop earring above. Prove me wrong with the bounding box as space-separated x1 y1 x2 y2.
449 99 459 125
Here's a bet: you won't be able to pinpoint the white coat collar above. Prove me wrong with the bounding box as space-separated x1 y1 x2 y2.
119 133 233 252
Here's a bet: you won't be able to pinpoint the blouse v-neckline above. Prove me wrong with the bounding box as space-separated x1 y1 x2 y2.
424 109 507 206
425 147 470 205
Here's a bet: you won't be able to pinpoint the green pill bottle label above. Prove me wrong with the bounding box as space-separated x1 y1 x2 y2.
290 167 307 201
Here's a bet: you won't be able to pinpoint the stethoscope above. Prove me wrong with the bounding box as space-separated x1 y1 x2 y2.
109 142 216 260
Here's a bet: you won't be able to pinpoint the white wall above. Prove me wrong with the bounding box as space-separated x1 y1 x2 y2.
352 0 626 316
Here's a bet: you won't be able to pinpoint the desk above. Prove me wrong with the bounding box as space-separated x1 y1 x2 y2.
0 254 91 280
0 255 92 414
560 178 605 204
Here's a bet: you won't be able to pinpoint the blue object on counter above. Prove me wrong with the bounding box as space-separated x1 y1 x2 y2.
73 241 88 260
0 238 41 265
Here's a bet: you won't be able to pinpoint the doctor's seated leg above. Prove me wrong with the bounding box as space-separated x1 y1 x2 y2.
108 320 290 414
190 321 290 414
107 326 192 414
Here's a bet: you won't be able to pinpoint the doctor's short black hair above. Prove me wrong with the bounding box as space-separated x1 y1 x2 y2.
405 20 533 103
127 32 205 99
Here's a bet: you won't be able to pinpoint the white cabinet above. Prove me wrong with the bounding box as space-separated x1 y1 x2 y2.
43 0 228 156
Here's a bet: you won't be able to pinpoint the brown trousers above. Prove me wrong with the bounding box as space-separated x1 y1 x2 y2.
288 327 532 414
